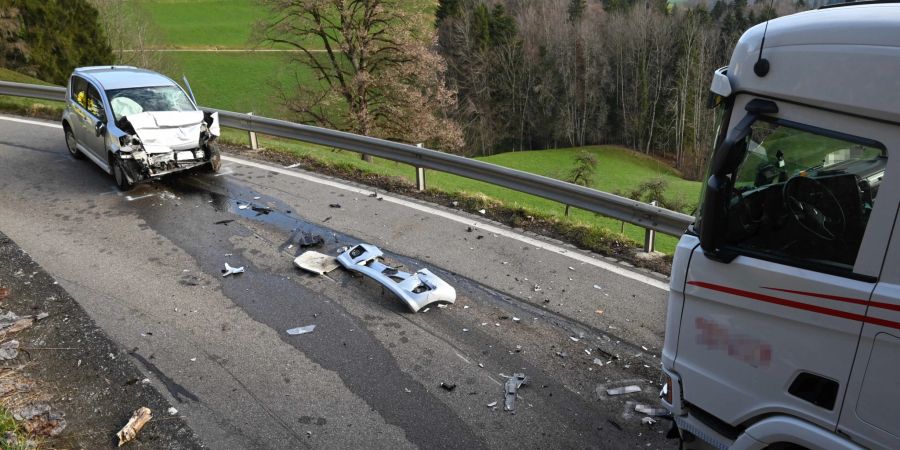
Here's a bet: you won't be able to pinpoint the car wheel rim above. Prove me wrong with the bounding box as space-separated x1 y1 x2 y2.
66 131 76 155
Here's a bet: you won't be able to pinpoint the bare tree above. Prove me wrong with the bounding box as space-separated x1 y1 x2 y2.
257 0 462 160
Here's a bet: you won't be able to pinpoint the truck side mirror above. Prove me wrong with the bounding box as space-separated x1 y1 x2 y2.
95 121 106 137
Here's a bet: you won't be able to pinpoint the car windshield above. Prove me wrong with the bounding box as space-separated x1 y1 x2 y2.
106 85 195 122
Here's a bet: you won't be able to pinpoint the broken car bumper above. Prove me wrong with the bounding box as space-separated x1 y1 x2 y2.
336 244 456 313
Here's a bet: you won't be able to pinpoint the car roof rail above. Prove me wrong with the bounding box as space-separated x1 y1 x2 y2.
820 0 900 9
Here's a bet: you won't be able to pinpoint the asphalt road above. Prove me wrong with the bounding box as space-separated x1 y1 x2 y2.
0 114 676 449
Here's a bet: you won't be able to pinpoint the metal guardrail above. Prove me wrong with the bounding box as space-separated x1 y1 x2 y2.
0 80 694 238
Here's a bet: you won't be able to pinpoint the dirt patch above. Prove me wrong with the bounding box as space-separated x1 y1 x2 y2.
0 232 203 449
222 142 673 275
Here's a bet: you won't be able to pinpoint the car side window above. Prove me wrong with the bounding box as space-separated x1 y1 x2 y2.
70 76 88 107
721 119 886 274
85 84 106 121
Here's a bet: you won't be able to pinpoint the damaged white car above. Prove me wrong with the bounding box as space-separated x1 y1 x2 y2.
62 66 221 190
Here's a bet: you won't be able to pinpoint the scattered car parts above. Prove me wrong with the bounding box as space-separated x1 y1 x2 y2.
504 373 527 412
336 244 456 313
294 251 339 276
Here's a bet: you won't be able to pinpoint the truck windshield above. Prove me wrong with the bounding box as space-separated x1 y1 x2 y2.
722 119 886 271
106 86 195 122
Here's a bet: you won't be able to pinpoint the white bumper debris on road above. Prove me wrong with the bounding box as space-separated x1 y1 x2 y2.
221 262 245 277
336 244 456 313
294 251 340 276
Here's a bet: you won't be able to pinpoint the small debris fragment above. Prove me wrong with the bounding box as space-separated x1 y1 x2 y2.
477 209 486 215
35 312 49 321
595 309 604 315
642 417 656 425
466 226 474 232
487 401 497 408
15 404 67 437
607 385 641 396
592 358 604 366
593 284 603 290
504 373 527 412
251 206 273 215
440 382 456 392
213 219 234 225
329 203 341 208
238 204 250 210
512 317 520 322
116 407 152 447
287 325 316 335
0 288 9 301
635 404 670 416
167 407 178 415
569 336 580 342
607 419 623 431
437 304 448 309
253 196 261 200
297 233 325 248
567 267 575 271
221 263 245 277
556 351 568 358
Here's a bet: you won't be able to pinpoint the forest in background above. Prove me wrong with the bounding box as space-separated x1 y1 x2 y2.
436 0 811 179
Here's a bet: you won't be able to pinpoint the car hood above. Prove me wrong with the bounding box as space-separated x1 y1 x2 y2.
125 111 205 154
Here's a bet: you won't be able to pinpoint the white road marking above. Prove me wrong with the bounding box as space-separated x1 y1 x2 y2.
0 116 669 291
0 115 61 129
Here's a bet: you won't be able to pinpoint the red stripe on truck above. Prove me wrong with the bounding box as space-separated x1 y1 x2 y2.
762 286 900 313
687 281 900 330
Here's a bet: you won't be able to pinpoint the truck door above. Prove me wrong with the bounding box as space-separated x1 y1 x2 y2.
675 98 899 435
839 204 900 450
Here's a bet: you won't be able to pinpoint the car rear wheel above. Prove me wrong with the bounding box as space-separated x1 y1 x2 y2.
113 159 135 191
64 126 83 159
206 142 222 173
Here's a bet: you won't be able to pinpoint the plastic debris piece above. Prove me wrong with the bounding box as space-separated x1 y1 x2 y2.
440 382 456 392
437 304 448 309
35 312 49 321
593 284 602 290
253 196 261 200
167 407 178 415
504 373 527 412
287 325 316 335
635 404 670 416
477 209 486 215
0 340 19 360
593 358 604 366
487 401 497 408
294 252 340 276
298 233 325 248
607 385 641 396
642 417 656 425
329 203 341 208
568 267 575 271
512 317 520 322
116 407 152 447
214 219 234 225
569 336 580 342
251 206 273 215
221 263 244 277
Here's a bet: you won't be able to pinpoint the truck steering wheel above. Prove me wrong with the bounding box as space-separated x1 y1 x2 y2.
783 175 846 241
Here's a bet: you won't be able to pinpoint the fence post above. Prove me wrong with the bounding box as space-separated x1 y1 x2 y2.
415 143 426 191
643 200 657 253
247 112 259 150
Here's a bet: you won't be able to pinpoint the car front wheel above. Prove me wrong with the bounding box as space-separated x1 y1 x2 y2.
113 159 135 191
65 126 83 159
206 142 222 173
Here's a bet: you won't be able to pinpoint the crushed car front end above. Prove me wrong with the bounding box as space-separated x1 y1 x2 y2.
112 110 221 183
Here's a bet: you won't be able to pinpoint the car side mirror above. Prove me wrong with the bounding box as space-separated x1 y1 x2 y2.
95 121 106 137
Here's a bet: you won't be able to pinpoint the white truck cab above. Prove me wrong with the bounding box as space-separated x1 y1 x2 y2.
662 3 900 450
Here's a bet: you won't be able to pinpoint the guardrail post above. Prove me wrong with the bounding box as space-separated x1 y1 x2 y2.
643 200 657 253
247 112 259 150
415 143 426 191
